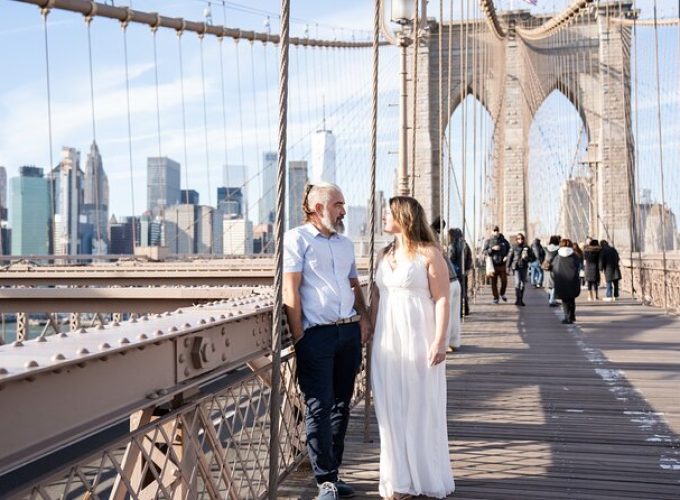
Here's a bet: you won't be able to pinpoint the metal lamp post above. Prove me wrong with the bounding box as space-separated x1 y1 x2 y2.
381 0 417 196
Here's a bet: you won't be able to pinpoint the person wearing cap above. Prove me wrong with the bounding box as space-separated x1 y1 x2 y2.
483 225 510 304
283 182 372 500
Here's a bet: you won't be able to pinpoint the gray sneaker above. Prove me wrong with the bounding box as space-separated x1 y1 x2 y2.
334 480 356 498
317 482 338 500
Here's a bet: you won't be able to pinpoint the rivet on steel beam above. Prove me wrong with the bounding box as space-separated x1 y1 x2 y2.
142 315 149 321
209 316 216 322
183 323 192 328
77 348 90 355
52 353 66 362
59 332 68 338
228 313 234 317
25 360 39 369
177 309 184 314
184 338 190 348
165 311 172 316
178 353 185 363
199 319 206 325
154 330 164 336
237 310 243 314
79 328 88 334
155 314 163 318
159 388 169 395
0 368 8 375
254 305 261 310
100 343 111 350
225 338 230 347
184 367 190 376
147 391 159 399
219 314 226 320
170 326 178 333
138 334 148 340
221 353 227 362
13 341 23 347
120 337 130 344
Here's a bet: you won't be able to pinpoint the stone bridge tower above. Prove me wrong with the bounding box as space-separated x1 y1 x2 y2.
409 2 635 249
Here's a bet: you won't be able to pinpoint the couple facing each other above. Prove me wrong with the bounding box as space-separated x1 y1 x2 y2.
283 182 455 500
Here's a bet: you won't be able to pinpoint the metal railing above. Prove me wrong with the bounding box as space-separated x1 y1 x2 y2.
620 256 680 312
0 289 368 498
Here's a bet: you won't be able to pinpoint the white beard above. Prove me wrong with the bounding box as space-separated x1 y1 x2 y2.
321 212 345 234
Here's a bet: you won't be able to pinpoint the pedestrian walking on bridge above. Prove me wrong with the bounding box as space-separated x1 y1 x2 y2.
552 238 581 324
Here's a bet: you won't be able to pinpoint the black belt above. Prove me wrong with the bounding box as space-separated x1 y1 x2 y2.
311 315 361 328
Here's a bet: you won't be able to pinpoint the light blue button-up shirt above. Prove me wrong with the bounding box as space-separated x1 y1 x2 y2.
283 223 358 330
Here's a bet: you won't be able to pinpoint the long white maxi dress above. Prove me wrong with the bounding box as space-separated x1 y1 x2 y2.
371 254 455 499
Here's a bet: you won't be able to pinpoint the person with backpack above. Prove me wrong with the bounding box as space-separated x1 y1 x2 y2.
483 225 510 304
506 233 536 307
530 238 546 288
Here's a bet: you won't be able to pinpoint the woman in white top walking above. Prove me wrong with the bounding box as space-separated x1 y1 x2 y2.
370 196 455 499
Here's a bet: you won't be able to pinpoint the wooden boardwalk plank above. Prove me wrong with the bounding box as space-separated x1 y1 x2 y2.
279 287 680 499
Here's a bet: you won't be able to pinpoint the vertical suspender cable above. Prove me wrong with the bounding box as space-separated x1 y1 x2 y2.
632 5 645 297
121 16 136 248
268 0 289 495
41 7 56 259
651 1 669 312
151 25 163 159
446 0 452 231
177 30 190 204
85 14 102 249
365 0 380 443
410 1 420 195
438 0 444 232
199 34 212 208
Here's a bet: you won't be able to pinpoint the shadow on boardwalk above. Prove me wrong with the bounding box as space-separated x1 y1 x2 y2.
279 288 680 499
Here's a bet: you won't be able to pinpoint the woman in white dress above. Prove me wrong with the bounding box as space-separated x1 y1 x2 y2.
370 196 456 499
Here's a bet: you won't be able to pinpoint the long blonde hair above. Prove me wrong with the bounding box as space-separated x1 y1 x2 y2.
387 196 437 254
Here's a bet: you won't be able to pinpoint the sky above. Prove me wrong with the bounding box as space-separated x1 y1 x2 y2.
0 0 678 240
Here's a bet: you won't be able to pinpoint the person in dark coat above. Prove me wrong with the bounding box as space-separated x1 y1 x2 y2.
483 226 510 304
447 228 472 316
599 240 621 301
506 233 536 306
552 238 581 324
583 237 601 301
530 238 546 288
543 235 561 307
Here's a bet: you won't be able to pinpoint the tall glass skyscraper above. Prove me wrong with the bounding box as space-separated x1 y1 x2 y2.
147 157 181 217
288 160 308 229
0 166 7 221
310 129 336 184
10 166 51 255
259 152 277 224
82 141 109 253
51 147 84 256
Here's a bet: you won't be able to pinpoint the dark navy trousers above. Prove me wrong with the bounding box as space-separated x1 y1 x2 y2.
294 322 362 484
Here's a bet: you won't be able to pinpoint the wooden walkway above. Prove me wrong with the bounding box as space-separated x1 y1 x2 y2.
279 287 680 499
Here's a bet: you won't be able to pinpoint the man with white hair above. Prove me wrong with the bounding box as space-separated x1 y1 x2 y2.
283 182 371 500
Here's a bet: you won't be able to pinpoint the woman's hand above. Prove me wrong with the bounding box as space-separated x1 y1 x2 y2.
428 342 447 367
